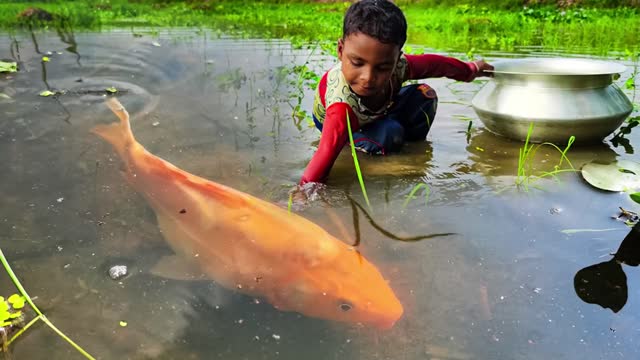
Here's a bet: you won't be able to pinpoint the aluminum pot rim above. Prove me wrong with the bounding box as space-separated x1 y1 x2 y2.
486 57 627 76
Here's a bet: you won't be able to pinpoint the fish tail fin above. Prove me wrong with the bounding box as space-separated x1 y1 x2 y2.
91 98 135 157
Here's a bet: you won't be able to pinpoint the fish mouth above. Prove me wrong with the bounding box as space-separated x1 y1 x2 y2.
375 319 398 330
372 306 404 330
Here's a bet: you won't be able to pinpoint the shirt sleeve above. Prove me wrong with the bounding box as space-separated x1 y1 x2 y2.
299 103 359 185
404 54 478 82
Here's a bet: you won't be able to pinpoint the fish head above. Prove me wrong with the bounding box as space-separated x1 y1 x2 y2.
274 249 403 330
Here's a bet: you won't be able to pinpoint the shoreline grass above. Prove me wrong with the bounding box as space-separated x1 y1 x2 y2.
0 1 638 55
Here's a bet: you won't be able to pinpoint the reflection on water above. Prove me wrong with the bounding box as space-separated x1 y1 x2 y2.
575 222 640 313
1 27 640 359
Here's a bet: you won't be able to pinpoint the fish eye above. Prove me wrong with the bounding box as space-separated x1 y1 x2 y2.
339 301 353 312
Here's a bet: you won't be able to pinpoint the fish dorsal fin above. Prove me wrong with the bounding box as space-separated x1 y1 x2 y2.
150 255 207 281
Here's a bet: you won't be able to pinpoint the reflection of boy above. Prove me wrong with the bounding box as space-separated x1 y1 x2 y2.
299 0 493 185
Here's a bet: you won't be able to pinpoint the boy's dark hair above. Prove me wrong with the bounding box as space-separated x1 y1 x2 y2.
343 0 407 48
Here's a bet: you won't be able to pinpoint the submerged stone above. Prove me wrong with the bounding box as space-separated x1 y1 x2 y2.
108 265 128 280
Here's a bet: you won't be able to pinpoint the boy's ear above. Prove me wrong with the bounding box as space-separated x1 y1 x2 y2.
337 38 344 59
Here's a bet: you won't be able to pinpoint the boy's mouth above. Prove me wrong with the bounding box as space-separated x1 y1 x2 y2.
356 85 375 96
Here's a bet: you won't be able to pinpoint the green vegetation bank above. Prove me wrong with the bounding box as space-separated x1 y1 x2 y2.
0 1 638 55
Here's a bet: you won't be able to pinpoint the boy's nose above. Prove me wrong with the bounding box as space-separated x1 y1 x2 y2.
361 69 375 84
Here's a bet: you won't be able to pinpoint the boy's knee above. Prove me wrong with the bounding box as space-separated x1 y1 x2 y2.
353 119 405 155
416 83 438 101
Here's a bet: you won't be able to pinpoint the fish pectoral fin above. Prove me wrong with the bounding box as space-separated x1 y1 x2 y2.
150 255 207 281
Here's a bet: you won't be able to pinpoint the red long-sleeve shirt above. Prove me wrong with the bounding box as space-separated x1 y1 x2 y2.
300 54 480 184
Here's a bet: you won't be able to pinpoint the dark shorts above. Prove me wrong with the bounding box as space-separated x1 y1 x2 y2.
314 83 438 155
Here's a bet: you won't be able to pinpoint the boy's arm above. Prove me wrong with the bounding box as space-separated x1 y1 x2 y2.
299 103 358 184
405 54 481 82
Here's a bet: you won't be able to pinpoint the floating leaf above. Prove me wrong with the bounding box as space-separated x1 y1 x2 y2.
151 41 161 47
561 228 620 234
453 114 473 121
119 320 127 327
42 56 50 62
105 87 118 94
0 92 11 99
0 61 17 73
39 90 56 97
8 294 25 309
8 311 22 319
0 300 8 313
631 192 640 204
581 160 640 192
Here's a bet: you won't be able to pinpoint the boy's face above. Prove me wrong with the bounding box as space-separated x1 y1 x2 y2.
338 32 401 98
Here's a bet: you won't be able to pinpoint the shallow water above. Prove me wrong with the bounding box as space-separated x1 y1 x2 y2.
1 28 639 359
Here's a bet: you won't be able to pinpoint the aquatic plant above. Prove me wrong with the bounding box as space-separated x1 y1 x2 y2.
581 160 640 192
515 122 576 191
0 248 95 359
345 112 371 210
402 182 431 208
0 61 17 73
0 293 25 354
289 44 320 129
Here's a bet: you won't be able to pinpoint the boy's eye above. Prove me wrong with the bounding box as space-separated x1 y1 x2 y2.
350 60 363 67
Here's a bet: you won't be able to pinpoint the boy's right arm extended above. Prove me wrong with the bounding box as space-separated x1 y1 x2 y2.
300 103 358 184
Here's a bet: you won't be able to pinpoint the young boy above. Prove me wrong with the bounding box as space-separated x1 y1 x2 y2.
299 0 493 185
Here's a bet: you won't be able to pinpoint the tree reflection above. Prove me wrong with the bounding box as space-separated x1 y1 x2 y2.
574 222 640 312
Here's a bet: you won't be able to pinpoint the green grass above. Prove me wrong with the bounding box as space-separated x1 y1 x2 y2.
345 112 371 210
402 182 431 208
0 1 638 55
515 123 577 191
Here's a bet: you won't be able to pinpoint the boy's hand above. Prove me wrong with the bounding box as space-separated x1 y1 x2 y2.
287 182 326 211
473 60 494 78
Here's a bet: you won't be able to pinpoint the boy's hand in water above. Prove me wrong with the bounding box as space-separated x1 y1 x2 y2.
287 182 325 211
473 60 495 78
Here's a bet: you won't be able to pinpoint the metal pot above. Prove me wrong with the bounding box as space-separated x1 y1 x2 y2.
471 58 633 144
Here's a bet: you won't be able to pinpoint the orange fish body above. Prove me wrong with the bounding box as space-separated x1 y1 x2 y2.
92 98 403 329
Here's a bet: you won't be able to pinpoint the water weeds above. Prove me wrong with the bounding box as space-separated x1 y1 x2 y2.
516 122 576 191
39 90 57 97
0 61 17 73
346 112 371 210
0 248 95 359
403 183 431 209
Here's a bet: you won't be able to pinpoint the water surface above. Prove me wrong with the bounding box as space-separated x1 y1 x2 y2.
1 28 639 359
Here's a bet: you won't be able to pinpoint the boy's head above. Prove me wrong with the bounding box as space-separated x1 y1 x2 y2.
338 0 407 98
343 0 407 49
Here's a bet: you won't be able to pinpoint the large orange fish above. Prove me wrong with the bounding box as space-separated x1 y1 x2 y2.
92 98 403 329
